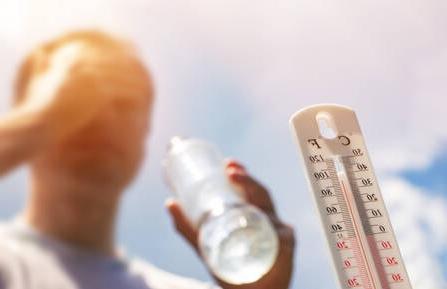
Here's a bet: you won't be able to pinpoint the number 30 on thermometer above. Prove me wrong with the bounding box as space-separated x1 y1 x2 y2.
289 104 412 289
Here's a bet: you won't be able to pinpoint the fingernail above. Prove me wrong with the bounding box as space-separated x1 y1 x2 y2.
226 166 246 176
226 160 246 170
164 197 175 208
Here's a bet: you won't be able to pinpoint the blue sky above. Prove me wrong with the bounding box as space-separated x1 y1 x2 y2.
401 151 447 279
1 1 447 289
402 150 447 196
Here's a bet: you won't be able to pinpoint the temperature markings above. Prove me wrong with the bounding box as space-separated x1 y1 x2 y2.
352 169 368 173
328 158 379 288
382 257 399 267
360 193 378 202
309 154 325 163
343 161 373 236
366 209 383 219
290 105 412 289
326 161 356 238
336 240 351 250
309 144 404 289
370 224 387 235
347 276 362 288
314 170 331 181
345 153 363 158
330 222 349 234
387 273 405 283
363 200 379 205
378 240 393 250
349 238 375 289
343 257 359 270
357 179 374 188
352 162 369 173
320 189 336 198
358 184 373 188
326 204 342 215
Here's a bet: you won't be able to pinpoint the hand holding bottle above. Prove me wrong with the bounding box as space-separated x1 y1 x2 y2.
165 144 295 289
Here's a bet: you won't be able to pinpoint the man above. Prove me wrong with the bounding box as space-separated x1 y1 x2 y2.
0 30 295 289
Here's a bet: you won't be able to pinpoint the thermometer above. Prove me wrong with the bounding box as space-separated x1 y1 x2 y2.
289 104 412 289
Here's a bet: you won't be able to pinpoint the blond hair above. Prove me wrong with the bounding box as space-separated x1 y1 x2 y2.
14 30 149 105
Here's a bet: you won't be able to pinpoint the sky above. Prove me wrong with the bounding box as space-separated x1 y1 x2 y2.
0 1 446 288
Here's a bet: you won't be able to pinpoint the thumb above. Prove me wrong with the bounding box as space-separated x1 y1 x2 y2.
165 198 199 250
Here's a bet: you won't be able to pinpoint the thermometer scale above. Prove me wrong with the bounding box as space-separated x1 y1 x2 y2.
289 104 412 289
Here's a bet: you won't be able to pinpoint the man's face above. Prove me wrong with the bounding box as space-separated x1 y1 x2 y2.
27 40 154 191
52 94 152 188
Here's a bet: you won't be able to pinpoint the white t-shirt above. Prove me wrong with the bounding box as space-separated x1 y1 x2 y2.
0 220 220 289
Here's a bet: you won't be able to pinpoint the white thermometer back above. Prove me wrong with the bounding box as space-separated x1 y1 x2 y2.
289 104 412 289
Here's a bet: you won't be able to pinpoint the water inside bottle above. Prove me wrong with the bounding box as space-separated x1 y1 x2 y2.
199 205 279 284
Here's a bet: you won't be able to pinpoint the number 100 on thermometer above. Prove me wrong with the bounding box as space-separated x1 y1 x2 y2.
289 104 412 289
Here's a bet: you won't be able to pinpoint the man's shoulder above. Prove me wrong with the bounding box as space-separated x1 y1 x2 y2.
0 220 37 265
0 220 22 248
0 220 222 289
0 221 31 289
0 220 15 234
127 258 221 289
0 219 38 248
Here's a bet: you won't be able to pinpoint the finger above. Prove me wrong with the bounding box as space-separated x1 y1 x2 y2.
224 159 246 171
276 222 296 251
261 223 296 289
165 198 199 250
225 165 277 217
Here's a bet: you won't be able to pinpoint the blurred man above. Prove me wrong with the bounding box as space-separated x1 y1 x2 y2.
0 30 295 289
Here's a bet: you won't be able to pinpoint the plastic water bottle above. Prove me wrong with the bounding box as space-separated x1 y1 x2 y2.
163 137 279 285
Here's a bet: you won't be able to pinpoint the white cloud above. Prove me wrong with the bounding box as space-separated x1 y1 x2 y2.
382 178 447 289
147 0 447 173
